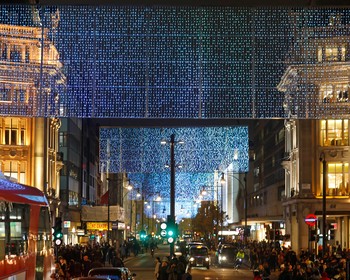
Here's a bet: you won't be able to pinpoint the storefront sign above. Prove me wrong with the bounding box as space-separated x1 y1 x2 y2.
86 222 108 231
64 221 71 228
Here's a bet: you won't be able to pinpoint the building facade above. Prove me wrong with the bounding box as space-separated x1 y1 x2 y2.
0 20 65 220
278 15 350 253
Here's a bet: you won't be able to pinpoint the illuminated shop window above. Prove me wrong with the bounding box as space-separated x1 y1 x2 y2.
320 119 348 146
321 162 349 196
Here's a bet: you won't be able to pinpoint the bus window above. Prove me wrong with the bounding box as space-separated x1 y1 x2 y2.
0 203 30 257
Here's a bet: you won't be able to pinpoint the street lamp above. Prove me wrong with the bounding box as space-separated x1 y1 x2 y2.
161 133 184 256
220 171 248 243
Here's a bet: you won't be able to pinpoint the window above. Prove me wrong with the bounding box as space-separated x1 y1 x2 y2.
0 86 11 103
59 132 68 147
69 191 79 206
320 84 349 103
10 45 22 62
321 162 349 196
13 88 27 103
318 45 346 62
320 119 348 146
325 46 339 61
3 161 26 184
3 118 27 146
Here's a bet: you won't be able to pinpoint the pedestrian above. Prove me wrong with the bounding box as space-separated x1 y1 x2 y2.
181 265 192 280
320 272 331 280
120 243 126 260
82 255 91 277
111 249 124 267
176 257 186 280
278 264 292 280
51 261 65 279
253 269 262 280
154 257 161 280
159 257 169 280
167 261 177 280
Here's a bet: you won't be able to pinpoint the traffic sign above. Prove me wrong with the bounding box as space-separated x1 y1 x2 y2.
161 229 167 237
305 214 317 227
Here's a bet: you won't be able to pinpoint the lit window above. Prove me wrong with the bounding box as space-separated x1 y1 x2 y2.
321 162 349 196
320 119 348 146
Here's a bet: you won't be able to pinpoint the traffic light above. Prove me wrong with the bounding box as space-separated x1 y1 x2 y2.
140 230 147 240
166 223 175 244
309 229 317 241
275 230 281 240
329 224 335 240
166 217 177 244
53 217 63 246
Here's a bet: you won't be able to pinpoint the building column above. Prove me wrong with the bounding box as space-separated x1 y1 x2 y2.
341 216 349 249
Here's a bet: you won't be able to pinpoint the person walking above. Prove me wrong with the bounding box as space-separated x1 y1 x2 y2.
82 255 92 277
154 257 161 280
159 257 169 280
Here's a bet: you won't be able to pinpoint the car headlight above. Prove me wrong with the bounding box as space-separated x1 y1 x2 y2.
190 257 195 262
221 256 227 260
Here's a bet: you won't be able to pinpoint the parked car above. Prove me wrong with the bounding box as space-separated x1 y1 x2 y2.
217 245 236 267
187 245 210 269
88 267 136 280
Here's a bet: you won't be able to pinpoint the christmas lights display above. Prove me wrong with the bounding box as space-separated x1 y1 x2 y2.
100 126 249 174
0 6 348 119
100 126 248 219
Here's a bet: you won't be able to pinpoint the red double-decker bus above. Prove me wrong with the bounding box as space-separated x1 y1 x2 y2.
0 176 54 280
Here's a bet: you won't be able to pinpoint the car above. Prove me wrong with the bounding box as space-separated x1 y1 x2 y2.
88 267 136 280
185 241 203 254
187 245 210 269
217 245 236 267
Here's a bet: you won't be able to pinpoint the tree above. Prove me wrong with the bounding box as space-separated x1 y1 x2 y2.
192 201 225 241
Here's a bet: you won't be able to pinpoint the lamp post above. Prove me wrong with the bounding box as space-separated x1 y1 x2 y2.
221 172 248 243
161 134 183 256
123 182 133 239
319 152 327 257
135 191 142 235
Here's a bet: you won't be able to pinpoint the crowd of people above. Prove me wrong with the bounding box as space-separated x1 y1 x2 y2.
50 240 136 279
210 239 349 280
154 254 192 280
50 237 349 280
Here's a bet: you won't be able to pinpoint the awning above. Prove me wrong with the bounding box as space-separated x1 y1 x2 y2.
0 178 48 206
100 190 109 205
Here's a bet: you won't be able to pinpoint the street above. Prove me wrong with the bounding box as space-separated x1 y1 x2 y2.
123 244 280 280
